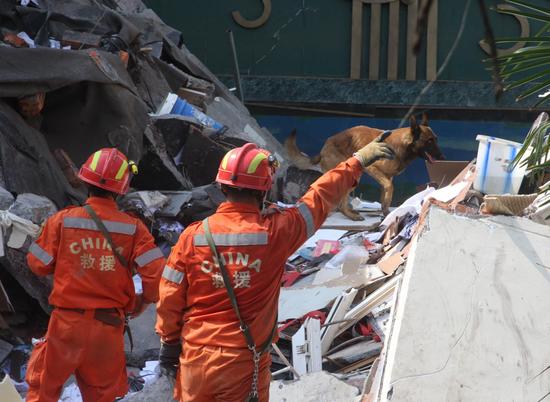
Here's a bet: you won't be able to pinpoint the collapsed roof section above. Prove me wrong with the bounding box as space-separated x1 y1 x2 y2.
0 0 286 207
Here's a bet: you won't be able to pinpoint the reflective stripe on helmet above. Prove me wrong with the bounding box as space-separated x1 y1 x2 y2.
135 247 164 267
115 160 129 180
63 217 136 235
29 242 54 265
297 202 315 238
89 150 102 172
193 232 268 247
220 151 231 170
247 153 268 174
162 265 184 284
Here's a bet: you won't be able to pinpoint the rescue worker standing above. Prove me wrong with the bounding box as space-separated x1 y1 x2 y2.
25 148 165 402
156 138 394 402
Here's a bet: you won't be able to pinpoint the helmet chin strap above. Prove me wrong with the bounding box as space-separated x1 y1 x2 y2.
257 191 267 210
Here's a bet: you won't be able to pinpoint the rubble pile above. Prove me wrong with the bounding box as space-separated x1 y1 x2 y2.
0 1 548 401
0 0 286 316
267 118 549 401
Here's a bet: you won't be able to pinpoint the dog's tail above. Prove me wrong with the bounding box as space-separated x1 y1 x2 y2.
284 129 321 170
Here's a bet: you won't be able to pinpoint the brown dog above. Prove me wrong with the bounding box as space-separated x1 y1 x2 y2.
285 114 444 220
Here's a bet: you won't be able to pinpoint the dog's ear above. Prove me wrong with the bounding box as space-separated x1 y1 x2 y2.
409 115 421 142
421 112 429 126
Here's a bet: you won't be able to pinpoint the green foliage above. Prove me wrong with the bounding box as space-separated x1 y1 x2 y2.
495 0 550 106
510 113 549 191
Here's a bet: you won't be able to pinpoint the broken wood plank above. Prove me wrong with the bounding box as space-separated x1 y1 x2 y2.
292 317 322 377
337 356 377 374
377 251 405 275
369 3 381 80
387 0 400 80
272 342 301 379
337 275 399 336
321 288 358 354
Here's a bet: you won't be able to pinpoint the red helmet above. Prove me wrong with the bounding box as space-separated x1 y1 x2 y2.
78 148 134 195
216 143 278 191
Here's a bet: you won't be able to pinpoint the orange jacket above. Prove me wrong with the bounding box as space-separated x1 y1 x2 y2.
27 196 165 310
156 157 363 347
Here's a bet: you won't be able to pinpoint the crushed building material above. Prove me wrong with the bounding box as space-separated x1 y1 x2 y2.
269 371 359 402
8 194 57 225
375 207 550 402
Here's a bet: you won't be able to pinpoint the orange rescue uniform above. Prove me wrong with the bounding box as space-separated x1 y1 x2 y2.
156 157 364 402
26 196 165 402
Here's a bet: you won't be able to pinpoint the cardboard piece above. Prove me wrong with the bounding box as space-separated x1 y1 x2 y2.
0 375 22 402
425 160 469 188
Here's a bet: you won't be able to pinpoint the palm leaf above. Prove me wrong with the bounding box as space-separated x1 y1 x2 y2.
504 0 550 17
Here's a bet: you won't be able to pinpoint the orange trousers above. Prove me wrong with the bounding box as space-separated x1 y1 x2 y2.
25 309 128 402
177 340 271 402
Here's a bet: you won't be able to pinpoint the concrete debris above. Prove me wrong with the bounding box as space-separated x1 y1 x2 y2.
269 371 359 402
0 1 546 401
125 305 160 368
376 208 550 402
8 194 57 225
121 374 175 402
0 187 14 211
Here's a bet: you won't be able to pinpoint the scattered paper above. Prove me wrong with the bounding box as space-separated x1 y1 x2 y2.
279 286 348 321
300 229 347 249
325 245 369 270
380 187 435 228
351 198 382 211
16 32 35 48
425 181 468 203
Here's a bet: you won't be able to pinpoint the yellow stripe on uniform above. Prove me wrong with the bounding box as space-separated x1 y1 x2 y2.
247 153 268 174
89 151 102 172
115 160 128 180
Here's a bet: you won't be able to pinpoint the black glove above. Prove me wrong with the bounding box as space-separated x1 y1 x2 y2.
159 341 182 379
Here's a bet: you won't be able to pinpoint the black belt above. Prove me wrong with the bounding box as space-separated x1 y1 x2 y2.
55 307 124 328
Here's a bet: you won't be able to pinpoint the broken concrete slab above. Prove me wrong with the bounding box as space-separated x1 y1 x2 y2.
269 371 359 402
121 374 175 402
205 96 287 163
275 166 322 204
125 304 160 368
8 194 57 224
322 213 381 231
0 187 14 210
378 207 550 402
1 248 52 313
131 126 192 191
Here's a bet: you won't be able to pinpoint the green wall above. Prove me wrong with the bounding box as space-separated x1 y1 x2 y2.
146 0 541 81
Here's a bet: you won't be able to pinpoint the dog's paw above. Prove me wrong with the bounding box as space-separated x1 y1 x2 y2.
347 213 365 221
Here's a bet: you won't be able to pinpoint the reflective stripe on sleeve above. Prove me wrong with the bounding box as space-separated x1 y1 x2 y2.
193 232 268 247
63 217 136 235
162 265 184 284
29 242 54 265
135 247 164 267
297 202 315 238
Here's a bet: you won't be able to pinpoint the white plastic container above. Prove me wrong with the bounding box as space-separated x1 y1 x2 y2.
474 135 530 195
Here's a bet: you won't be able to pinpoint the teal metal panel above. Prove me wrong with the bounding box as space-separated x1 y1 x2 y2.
147 0 546 82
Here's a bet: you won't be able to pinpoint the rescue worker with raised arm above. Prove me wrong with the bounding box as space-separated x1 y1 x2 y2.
25 148 165 402
156 137 394 402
